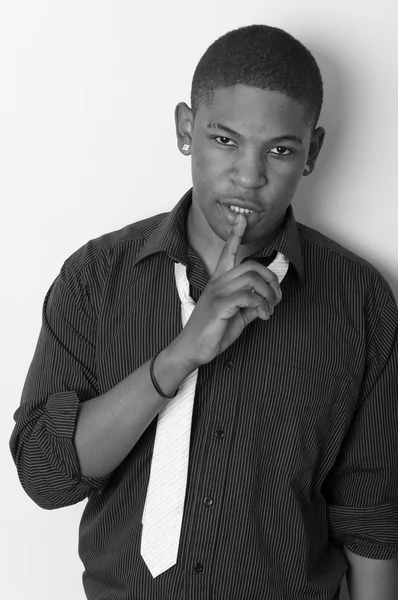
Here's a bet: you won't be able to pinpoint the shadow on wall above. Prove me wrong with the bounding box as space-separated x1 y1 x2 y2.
294 40 351 225
294 40 398 300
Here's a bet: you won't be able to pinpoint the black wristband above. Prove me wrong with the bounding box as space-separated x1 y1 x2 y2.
150 348 179 399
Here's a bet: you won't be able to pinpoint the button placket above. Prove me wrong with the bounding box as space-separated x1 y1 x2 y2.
185 353 236 594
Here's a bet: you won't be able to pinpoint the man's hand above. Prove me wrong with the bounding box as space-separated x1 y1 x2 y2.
174 212 283 368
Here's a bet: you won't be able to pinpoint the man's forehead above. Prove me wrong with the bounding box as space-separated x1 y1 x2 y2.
198 86 309 137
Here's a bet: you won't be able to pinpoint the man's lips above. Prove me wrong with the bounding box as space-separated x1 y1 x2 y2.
219 199 261 212
217 201 264 226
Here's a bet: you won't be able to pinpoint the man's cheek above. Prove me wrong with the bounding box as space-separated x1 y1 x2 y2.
193 155 218 187
275 170 302 196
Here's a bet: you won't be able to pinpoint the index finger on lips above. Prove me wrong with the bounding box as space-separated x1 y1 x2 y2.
212 214 247 280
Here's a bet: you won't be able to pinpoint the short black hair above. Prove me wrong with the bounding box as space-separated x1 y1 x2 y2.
191 24 323 129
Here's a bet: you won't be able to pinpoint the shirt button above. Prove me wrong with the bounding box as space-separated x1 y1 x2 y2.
215 428 225 439
71 474 79 481
225 360 234 370
194 563 203 573
203 496 214 506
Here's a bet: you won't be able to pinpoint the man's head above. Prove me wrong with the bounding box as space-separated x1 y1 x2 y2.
175 24 325 254
191 24 323 131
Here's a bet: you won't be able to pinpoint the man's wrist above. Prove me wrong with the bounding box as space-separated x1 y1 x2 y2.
152 341 198 398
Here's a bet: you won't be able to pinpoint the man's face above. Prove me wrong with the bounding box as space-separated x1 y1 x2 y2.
182 85 323 250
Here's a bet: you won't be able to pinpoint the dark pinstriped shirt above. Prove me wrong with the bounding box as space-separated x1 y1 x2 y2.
10 188 398 600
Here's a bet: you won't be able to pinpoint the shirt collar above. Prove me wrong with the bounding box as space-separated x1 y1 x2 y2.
133 188 304 286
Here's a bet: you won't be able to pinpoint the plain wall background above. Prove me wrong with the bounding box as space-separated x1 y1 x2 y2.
1 1 397 598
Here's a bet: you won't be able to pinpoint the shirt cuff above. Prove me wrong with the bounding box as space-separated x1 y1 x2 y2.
44 391 111 493
342 536 398 560
45 391 80 437
328 502 398 559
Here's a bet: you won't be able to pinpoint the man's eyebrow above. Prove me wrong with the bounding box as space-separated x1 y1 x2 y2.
207 121 243 139
206 121 303 145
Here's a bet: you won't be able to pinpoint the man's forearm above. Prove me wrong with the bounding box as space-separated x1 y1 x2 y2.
344 547 398 600
74 340 196 477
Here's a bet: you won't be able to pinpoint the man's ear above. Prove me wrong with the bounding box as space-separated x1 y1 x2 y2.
305 127 325 174
175 102 194 155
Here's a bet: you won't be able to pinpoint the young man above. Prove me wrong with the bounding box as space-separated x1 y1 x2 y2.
10 24 398 600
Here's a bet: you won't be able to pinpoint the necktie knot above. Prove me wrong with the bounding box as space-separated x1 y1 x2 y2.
174 264 196 323
174 264 190 303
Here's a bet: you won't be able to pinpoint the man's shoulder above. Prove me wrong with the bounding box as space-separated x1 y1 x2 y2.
296 220 396 302
63 209 169 275
298 220 382 276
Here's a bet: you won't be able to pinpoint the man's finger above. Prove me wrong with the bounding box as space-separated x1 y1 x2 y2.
212 214 247 280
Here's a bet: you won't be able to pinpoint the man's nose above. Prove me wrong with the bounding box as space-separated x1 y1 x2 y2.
230 151 267 189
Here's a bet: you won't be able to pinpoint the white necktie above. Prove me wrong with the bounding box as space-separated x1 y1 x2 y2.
141 251 290 578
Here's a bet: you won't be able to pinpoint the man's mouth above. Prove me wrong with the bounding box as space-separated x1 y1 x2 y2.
217 202 263 226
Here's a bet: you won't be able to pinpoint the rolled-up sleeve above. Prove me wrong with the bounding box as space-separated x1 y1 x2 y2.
10 247 111 509
325 280 398 559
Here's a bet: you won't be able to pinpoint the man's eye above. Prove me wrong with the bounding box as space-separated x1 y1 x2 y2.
269 146 293 156
214 136 236 146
